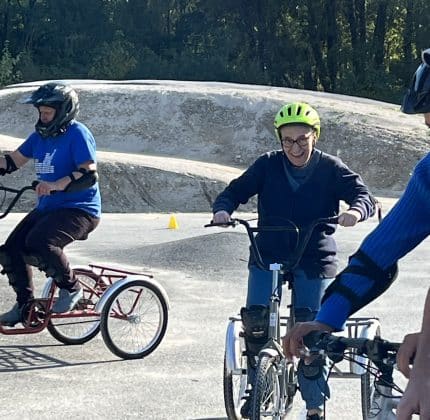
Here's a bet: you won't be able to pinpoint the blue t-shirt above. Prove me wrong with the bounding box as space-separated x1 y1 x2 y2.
19 121 101 218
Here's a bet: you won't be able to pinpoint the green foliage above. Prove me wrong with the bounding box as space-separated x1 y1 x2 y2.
89 32 137 79
0 42 22 87
0 0 429 103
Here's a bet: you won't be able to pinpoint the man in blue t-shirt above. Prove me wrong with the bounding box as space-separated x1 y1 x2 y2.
0 82 101 326
283 49 430 419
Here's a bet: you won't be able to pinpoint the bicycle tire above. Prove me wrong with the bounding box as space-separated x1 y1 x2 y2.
361 326 381 419
284 361 297 413
223 351 248 420
250 354 281 420
100 278 168 359
47 268 104 345
361 370 376 419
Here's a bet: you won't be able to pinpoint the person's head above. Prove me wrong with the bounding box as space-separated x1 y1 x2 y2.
21 82 79 138
274 102 320 167
401 48 430 127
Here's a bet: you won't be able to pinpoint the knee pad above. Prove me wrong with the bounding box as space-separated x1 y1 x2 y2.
298 357 325 380
241 305 269 365
321 250 398 317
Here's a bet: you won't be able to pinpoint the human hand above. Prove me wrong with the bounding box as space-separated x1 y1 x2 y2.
396 364 430 419
337 209 361 227
397 332 419 378
35 181 57 196
212 210 231 225
282 320 333 360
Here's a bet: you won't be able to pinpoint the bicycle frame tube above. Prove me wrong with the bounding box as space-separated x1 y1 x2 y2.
268 263 282 342
372 384 399 420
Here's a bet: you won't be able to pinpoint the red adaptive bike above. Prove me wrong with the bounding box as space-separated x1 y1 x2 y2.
0 182 169 359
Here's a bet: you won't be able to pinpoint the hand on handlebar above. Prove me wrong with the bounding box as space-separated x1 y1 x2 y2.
397 332 419 378
282 320 334 360
337 209 361 227
34 180 58 196
212 210 231 225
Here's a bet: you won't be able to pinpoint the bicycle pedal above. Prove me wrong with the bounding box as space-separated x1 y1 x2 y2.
21 301 47 328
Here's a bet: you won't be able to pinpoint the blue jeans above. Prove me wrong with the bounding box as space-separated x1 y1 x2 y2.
246 265 333 411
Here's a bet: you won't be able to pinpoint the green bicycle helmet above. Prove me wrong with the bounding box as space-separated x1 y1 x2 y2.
274 102 321 139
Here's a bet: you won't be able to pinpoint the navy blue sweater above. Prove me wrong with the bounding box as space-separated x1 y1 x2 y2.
213 149 376 277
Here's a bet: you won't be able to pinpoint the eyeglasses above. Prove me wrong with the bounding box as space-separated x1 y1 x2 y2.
280 133 314 149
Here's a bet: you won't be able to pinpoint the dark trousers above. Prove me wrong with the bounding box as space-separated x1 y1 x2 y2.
3 208 99 306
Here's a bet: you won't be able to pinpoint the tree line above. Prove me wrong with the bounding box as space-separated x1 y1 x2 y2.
1 0 429 104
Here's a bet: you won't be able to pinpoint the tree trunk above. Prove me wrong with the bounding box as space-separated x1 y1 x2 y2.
372 0 388 68
306 0 330 91
402 0 414 68
325 0 338 91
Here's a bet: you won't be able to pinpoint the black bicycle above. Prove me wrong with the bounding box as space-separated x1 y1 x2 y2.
207 217 340 419
304 331 404 419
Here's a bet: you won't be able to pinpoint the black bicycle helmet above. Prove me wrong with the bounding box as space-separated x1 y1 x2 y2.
401 48 430 114
22 82 79 138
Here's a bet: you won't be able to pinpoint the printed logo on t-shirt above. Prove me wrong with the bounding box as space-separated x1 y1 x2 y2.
35 150 56 174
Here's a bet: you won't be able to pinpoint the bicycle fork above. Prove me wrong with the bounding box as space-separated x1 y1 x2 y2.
260 263 291 417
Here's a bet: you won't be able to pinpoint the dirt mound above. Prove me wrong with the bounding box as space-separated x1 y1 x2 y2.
91 231 250 275
1 80 425 212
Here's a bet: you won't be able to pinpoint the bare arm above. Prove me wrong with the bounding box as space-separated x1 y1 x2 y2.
35 160 97 196
0 150 30 171
52 160 97 191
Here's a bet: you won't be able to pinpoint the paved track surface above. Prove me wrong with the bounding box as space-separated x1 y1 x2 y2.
0 209 424 419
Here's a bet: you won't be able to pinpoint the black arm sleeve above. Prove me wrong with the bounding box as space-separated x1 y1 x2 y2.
64 169 98 193
0 154 18 176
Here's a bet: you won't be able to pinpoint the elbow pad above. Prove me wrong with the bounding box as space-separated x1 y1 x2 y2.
0 155 18 176
64 168 98 193
321 250 398 317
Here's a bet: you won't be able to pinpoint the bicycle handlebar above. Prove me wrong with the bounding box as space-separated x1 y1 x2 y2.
205 216 339 271
0 181 39 219
303 330 401 365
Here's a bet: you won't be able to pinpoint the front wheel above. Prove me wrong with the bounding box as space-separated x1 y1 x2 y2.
361 368 376 419
250 354 282 420
100 279 168 359
361 326 381 419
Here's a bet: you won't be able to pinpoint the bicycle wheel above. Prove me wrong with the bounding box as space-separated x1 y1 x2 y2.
100 278 168 359
250 354 281 420
361 369 376 419
284 361 297 413
361 327 381 419
47 268 104 345
223 351 248 419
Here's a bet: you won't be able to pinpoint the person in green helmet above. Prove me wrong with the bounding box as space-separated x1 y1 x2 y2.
211 102 376 420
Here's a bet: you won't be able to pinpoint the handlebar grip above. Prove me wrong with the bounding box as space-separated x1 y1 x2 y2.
324 216 340 225
303 331 328 348
204 221 237 228
31 180 58 195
